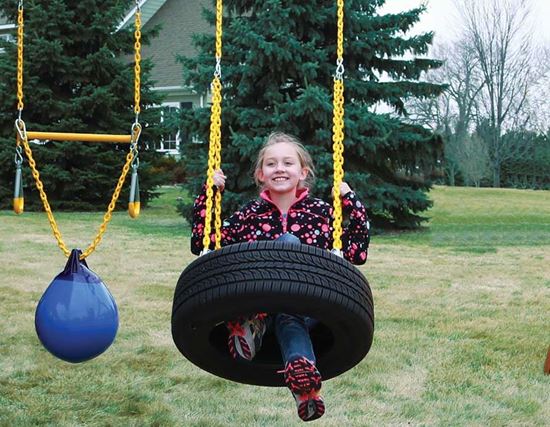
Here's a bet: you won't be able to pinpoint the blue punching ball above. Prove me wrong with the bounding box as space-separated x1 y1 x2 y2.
35 249 118 363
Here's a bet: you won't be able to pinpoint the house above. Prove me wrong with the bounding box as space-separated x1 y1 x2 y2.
0 13 16 52
120 0 213 154
1 0 213 155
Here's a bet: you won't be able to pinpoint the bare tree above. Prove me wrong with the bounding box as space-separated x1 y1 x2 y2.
406 41 484 185
459 134 490 187
460 0 535 187
518 54 550 134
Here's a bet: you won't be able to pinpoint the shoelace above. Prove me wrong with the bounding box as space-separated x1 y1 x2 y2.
226 320 245 336
277 358 320 392
227 313 267 337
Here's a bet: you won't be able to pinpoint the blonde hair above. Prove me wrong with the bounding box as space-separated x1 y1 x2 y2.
254 132 316 188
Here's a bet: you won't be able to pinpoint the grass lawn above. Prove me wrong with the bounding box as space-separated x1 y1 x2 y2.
1 185 548 426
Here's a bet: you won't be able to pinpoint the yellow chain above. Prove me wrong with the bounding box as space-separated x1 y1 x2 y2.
16 4 24 111
202 77 222 251
214 129 222 250
202 0 223 251
336 0 344 59
215 0 222 59
16 121 140 259
331 0 345 251
81 125 141 259
13 1 143 259
133 10 142 116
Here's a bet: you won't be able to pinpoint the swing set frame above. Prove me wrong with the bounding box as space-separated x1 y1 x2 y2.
13 0 144 259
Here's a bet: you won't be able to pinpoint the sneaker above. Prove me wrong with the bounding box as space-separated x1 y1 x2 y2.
279 357 325 422
226 313 267 361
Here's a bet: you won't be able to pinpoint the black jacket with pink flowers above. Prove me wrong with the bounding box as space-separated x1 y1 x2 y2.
191 186 370 265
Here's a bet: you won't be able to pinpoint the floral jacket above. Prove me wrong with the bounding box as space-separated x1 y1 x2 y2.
191 186 370 265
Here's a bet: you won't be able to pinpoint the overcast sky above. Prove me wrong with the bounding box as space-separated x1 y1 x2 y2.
379 0 550 45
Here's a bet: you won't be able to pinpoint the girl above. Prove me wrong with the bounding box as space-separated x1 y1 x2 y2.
191 132 369 422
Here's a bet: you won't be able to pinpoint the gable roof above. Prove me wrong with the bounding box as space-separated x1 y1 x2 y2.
118 0 168 30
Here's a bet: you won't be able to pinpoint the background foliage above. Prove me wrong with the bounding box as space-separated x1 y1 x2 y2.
0 0 166 211
176 0 444 228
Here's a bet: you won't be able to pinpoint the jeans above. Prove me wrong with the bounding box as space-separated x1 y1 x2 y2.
273 233 317 364
273 313 317 364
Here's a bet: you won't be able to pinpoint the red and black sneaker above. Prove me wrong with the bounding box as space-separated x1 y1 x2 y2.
226 313 267 362
279 357 325 422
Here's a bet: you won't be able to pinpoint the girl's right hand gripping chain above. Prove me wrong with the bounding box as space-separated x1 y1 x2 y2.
213 169 226 191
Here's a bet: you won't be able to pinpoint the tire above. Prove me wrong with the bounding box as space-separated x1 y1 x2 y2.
171 240 374 386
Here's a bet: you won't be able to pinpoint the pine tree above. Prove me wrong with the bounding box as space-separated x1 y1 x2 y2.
178 0 444 228
0 0 164 211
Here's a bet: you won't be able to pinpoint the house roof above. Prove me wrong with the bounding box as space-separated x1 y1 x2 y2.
1 1 211 96
0 2 167 31
118 0 169 30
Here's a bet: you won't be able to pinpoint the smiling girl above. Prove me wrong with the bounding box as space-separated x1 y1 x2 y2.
191 132 370 422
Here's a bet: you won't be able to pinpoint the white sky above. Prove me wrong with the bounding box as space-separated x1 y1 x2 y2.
379 0 550 45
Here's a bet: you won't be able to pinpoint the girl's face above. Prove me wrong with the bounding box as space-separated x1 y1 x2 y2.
257 142 308 196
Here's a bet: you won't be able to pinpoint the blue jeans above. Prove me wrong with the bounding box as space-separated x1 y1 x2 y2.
273 313 317 364
273 233 317 364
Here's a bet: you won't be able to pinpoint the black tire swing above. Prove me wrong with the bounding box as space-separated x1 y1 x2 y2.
171 0 374 387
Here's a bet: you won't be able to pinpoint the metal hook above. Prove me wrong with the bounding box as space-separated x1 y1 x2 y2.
199 248 212 257
214 57 222 79
131 153 140 169
331 248 344 258
14 145 24 165
130 122 142 144
14 118 27 141
335 58 345 80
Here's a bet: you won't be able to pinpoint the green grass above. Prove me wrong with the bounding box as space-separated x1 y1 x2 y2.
379 186 550 248
1 185 549 426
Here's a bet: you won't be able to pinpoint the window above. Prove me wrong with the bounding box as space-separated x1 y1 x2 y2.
159 104 179 152
154 102 184 154
0 33 15 54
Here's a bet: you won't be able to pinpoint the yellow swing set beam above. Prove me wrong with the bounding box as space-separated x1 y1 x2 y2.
26 131 133 143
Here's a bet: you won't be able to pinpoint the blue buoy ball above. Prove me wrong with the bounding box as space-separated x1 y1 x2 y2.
35 249 119 363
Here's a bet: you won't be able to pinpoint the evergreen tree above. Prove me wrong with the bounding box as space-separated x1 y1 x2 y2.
0 0 164 211
500 129 550 190
178 0 444 228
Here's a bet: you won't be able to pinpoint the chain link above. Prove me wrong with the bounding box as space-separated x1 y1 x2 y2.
202 77 223 250
16 119 70 256
214 57 221 79
215 0 222 59
130 122 141 167
14 143 23 165
331 0 346 251
201 0 224 252
16 3 24 112
133 9 142 118
13 1 143 259
335 58 345 80
15 119 138 259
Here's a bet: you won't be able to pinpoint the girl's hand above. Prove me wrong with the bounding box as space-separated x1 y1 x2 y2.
213 169 226 191
333 182 352 198
340 182 352 197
